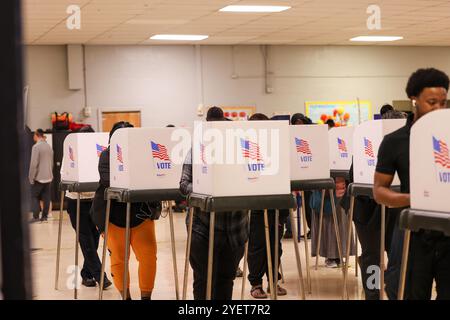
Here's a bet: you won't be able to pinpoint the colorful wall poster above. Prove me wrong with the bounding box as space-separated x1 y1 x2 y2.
305 100 373 127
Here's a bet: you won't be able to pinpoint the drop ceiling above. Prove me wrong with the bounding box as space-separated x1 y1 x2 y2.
23 0 450 45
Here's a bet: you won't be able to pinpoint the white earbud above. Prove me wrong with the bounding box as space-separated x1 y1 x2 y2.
412 100 417 107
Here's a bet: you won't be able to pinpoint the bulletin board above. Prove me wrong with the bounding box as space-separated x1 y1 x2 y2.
305 100 373 126
221 106 256 121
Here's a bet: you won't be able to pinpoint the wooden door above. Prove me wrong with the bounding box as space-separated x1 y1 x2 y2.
101 111 141 132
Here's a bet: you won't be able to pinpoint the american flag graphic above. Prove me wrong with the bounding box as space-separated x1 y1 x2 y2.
96 144 107 157
241 139 263 161
200 143 207 165
116 144 123 164
69 146 75 161
337 138 347 153
151 141 170 161
295 138 312 155
433 136 450 168
364 138 375 158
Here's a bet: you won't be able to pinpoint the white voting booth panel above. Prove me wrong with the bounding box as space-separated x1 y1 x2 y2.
411 109 450 213
353 119 406 184
62 133 109 182
110 128 187 190
290 125 330 180
328 126 354 171
193 121 290 197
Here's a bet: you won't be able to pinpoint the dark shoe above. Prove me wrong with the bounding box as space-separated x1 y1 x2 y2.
307 231 311 239
250 285 268 299
236 267 243 278
40 217 48 223
99 278 113 290
267 284 288 296
30 217 40 224
82 278 97 287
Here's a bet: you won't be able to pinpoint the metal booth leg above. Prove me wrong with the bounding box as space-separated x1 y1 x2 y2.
55 190 65 290
380 205 386 300
342 196 354 299
355 229 359 277
168 202 180 300
122 203 131 300
241 210 251 300
263 209 275 300
398 230 411 300
315 190 326 270
300 191 312 294
99 199 111 300
274 209 280 300
289 208 306 300
182 207 194 300
74 193 81 300
206 211 216 300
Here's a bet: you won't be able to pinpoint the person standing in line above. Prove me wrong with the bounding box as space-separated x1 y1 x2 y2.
29 128 54 223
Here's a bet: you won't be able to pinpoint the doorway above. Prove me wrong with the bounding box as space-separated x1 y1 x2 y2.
101 111 142 132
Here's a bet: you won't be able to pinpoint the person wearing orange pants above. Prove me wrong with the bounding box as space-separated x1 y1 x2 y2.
91 121 161 300
107 219 157 299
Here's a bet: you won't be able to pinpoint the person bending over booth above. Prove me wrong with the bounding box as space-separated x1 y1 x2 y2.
245 113 288 299
61 126 112 289
374 68 450 300
179 107 249 300
91 121 160 300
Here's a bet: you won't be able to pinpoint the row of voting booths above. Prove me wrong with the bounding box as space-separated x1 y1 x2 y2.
55 111 449 301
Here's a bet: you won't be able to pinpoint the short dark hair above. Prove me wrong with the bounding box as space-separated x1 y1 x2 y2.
206 106 224 121
326 119 335 128
166 124 175 128
249 113 269 121
109 121 134 142
406 68 449 98
79 125 95 133
380 104 394 116
35 129 45 137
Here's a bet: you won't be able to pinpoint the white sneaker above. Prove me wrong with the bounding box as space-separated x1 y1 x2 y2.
325 259 338 268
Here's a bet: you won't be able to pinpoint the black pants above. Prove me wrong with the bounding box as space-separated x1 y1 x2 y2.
248 210 286 287
190 230 245 300
31 182 51 219
353 197 397 300
66 198 104 282
404 232 450 300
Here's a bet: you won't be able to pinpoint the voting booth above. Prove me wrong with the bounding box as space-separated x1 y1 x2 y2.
329 127 354 171
185 121 304 300
397 109 450 300
101 127 189 300
352 119 406 184
56 132 109 299
290 125 330 180
410 109 450 212
192 121 290 197
61 133 109 183
342 119 406 299
109 128 186 190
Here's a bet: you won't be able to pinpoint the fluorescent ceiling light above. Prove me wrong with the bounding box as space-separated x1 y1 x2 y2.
350 36 403 42
219 5 291 13
150 34 208 41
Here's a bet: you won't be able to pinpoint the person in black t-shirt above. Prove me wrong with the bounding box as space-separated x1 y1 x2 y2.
374 68 450 300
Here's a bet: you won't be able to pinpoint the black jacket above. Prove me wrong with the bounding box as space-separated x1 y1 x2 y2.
90 147 160 232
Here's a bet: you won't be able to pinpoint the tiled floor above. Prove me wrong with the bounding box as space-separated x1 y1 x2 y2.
30 210 363 300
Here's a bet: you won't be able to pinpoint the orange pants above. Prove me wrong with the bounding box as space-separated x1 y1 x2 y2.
107 219 157 292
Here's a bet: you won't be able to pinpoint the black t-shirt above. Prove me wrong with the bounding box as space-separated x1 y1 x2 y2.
376 113 414 194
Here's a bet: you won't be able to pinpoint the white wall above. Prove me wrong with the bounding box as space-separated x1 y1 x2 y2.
24 44 450 131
